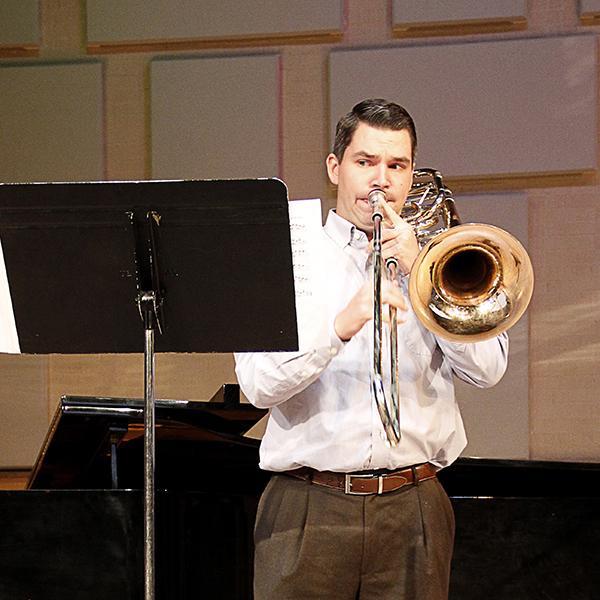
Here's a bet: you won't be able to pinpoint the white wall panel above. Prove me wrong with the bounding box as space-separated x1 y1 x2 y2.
151 54 280 180
0 62 104 183
87 0 343 43
0 0 39 46
330 35 597 179
393 0 526 26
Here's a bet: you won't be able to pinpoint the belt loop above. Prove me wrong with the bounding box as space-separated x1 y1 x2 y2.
412 465 418 486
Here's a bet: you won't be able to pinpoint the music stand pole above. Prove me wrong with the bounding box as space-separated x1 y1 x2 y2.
140 291 158 600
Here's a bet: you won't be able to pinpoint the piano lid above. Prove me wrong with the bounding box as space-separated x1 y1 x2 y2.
28 384 267 491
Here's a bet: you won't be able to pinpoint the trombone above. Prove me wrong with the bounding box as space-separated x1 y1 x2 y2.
370 169 534 447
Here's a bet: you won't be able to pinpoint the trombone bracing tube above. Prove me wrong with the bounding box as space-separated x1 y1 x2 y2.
369 189 401 447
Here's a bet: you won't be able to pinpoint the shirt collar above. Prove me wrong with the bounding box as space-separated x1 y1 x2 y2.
324 209 369 251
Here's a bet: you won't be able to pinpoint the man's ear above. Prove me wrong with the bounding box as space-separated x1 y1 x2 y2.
325 153 339 186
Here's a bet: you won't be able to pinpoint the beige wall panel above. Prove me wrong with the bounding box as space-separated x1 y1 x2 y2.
0 354 48 468
104 54 148 180
151 54 280 180
528 1 578 32
529 186 600 462
0 62 104 183
281 46 331 209
0 0 39 46
344 0 388 44
451 192 529 459
155 353 237 400
87 0 343 43
46 353 236 412
41 0 83 54
329 35 597 179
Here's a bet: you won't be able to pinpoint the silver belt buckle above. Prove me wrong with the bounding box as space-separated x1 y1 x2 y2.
344 473 384 495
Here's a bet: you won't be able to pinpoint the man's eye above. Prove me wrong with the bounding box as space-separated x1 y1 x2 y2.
358 159 369 166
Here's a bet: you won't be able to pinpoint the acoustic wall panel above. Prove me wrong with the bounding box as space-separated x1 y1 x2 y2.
87 0 343 51
393 0 526 36
0 62 104 183
151 54 280 180
330 35 597 183
452 192 529 459
0 0 39 56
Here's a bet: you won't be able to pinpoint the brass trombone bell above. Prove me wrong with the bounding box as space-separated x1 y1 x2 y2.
409 223 534 342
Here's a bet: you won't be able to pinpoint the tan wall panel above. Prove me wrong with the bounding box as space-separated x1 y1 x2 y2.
46 353 237 411
41 0 82 54
529 185 600 461
281 45 331 211
104 54 148 180
0 354 48 468
344 0 388 44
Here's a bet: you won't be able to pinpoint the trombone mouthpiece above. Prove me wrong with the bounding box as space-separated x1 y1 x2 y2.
368 189 386 208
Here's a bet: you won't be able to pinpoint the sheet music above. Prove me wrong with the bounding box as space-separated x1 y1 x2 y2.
0 239 20 354
288 198 328 352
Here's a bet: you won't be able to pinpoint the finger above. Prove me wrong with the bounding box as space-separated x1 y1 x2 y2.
381 218 412 242
381 281 408 311
379 199 405 228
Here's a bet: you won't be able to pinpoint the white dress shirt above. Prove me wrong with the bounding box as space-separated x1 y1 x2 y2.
235 210 508 473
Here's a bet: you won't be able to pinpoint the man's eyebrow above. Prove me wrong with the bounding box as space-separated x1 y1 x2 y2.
351 150 377 159
351 150 411 163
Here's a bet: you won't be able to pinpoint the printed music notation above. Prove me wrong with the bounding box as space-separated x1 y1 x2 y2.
0 239 20 354
287 199 328 350
288 199 322 300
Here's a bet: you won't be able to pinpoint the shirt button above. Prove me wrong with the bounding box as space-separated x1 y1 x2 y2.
329 347 338 356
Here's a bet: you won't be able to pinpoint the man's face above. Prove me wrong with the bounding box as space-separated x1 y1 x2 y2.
326 122 414 238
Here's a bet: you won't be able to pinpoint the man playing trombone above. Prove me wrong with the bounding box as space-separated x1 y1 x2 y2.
235 98 508 600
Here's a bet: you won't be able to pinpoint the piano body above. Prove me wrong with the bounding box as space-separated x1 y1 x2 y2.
1 385 599 599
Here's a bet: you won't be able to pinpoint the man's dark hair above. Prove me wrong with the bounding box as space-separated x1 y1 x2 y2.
332 98 417 162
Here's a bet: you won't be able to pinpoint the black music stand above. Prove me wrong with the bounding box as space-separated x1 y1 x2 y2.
0 178 298 600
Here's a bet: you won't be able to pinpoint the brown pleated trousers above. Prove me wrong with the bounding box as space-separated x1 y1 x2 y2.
253 474 455 600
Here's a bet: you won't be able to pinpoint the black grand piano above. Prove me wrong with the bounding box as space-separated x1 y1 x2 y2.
1 385 599 600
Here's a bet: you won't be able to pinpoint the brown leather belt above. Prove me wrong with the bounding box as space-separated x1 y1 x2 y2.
282 463 437 496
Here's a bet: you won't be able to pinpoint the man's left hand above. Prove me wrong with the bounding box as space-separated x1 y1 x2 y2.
378 200 420 275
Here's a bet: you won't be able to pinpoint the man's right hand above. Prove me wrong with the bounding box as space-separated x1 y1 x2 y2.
333 279 407 342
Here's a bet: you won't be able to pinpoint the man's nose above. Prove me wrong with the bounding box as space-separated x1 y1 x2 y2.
371 164 390 188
